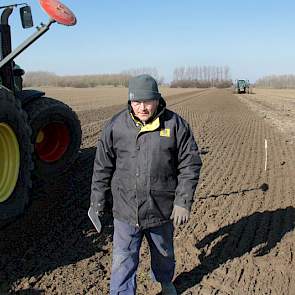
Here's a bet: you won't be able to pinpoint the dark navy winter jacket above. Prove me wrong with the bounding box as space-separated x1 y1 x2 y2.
90 97 202 228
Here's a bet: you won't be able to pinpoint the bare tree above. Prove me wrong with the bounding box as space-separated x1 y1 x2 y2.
256 74 295 89
224 65 230 81
171 65 232 88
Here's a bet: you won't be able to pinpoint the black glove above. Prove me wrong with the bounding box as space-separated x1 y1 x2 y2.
170 205 190 226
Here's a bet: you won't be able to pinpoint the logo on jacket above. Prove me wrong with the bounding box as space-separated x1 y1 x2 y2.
160 128 171 137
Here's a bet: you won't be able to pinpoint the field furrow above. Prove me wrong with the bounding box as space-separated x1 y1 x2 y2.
1 88 294 295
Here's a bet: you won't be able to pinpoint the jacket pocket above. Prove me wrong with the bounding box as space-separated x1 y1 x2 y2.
112 184 137 223
150 175 177 191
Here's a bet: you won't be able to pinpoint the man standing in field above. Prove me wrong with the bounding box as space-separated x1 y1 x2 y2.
90 74 202 295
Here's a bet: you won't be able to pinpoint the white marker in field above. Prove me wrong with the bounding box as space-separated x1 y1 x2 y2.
264 139 268 171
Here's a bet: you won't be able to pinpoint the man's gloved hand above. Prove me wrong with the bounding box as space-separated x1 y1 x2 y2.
97 210 104 218
170 205 190 226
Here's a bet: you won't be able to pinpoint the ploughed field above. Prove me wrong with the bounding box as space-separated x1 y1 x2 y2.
1 87 295 294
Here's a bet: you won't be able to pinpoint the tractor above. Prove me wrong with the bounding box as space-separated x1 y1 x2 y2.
234 79 250 94
0 0 81 224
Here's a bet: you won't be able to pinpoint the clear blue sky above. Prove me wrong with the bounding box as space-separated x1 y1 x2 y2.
9 0 295 82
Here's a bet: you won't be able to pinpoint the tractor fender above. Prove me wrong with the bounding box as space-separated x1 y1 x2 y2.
16 89 45 107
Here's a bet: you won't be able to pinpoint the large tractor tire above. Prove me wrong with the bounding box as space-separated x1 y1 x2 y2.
0 86 33 222
23 97 81 178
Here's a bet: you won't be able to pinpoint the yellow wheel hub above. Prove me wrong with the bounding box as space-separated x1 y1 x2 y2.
0 123 20 203
36 130 44 144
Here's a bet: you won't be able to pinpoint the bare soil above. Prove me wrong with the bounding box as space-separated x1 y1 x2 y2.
1 88 295 295
36 86 200 111
236 88 295 143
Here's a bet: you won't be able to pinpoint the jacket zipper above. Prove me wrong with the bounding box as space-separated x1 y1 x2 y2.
135 123 141 228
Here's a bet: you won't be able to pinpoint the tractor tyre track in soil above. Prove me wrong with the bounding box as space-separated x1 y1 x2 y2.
1 89 295 295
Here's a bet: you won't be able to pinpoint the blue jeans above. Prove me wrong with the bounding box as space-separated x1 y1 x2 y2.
110 219 175 295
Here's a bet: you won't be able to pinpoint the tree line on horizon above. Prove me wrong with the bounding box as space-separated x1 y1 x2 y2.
23 65 232 89
24 66 295 89
23 71 131 88
23 67 163 88
171 65 232 88
256 74 295 88
23 66 232 88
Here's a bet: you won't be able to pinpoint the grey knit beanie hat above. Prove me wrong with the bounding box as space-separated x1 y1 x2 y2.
128 74 161 101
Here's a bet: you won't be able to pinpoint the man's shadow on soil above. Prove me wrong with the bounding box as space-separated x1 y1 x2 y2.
174 206 295 293
0 147 114 291
13 288 45 295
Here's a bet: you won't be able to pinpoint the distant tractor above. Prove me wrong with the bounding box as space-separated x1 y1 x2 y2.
0 1 81 223
234 79 250 94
